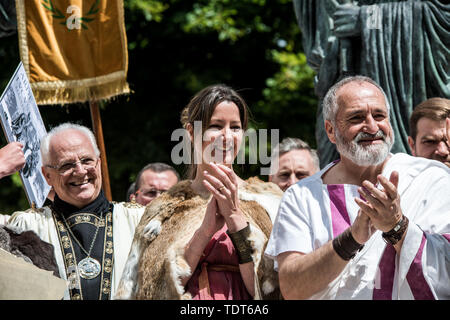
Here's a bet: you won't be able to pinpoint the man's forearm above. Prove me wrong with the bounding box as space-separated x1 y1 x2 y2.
278 241 348 299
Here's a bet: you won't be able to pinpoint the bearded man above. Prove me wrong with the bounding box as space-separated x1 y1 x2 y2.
265 76 450 300
8 123 145 300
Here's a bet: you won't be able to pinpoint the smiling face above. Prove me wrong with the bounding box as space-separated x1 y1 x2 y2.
191 100 243 170
408 118 450 167
325 81 394 166
42 129 102 208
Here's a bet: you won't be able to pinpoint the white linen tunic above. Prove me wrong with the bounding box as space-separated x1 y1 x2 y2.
7 202 145 300
265 153 450 300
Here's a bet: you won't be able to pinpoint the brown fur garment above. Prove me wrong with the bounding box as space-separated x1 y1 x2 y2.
129 178 282 300
0 225 60 277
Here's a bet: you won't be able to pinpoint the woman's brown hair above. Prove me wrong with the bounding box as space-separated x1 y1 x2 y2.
181 84 249 179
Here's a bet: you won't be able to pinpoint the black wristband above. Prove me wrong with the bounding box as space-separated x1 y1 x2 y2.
382 215 409 245
227 223 254 264
332 228 364 261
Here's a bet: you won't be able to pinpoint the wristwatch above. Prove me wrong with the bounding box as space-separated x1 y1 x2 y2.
382 216 409 245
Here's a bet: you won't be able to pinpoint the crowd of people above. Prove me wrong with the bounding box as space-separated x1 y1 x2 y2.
0 77 449 300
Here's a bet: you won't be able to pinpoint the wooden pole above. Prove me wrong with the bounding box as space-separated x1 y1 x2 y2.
89 100 112 201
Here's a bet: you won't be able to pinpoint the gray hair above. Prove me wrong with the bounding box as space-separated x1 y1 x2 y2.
271 137 320 171
135 162 180 191
322 75 391 125
40 123 100 165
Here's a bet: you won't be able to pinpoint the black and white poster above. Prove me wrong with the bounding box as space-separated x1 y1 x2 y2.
0 62 51 208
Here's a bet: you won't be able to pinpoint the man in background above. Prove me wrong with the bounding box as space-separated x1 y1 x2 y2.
131 162 179 205
408 97 450 168
269 137 320 191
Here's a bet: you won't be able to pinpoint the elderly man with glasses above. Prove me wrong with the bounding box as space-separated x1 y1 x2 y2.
8 123 145 300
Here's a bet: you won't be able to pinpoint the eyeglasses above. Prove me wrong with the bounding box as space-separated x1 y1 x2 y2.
135 188 168 199
46 158 99 175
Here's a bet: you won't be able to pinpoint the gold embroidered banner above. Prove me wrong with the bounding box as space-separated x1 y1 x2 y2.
15 0 129 105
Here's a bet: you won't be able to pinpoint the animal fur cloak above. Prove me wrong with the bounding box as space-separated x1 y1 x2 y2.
115 177 283 300
0 225 59 277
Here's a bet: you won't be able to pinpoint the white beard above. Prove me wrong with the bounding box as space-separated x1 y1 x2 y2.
335 128 394 166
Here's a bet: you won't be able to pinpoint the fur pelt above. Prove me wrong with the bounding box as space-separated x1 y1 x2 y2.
115 177 282 300
0 225 60 277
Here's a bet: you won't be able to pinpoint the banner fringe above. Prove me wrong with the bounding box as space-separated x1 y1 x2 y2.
33 79 130 105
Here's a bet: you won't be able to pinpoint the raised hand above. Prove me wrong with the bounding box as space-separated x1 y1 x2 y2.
202 162 247 233
355 171 403 233
0 142 25 179
350 209 377 245
202 162 239 215
199 197 225 239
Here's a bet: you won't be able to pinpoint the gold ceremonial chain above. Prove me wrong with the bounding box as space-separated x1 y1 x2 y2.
60 211 104 279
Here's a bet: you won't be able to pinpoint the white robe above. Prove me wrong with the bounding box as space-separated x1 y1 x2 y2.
7 202 145 300
265 153 450 300
0 214 9 225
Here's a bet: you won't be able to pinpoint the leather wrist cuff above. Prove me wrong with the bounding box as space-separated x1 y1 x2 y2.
227 223 253 264
382 215 409 245
332 228 364 261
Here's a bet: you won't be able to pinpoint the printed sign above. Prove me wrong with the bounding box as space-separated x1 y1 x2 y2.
0 62 51 208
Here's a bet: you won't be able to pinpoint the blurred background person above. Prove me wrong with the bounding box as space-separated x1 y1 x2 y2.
408 97 450 168
269 137 320 191
132 162 179 205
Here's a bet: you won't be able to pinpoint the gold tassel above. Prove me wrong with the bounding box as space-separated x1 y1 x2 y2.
33 79 130 105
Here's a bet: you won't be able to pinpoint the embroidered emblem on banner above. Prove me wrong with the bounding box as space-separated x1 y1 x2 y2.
41 0 99 30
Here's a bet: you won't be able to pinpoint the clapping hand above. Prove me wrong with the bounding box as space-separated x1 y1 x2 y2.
202 162 247 233
355 171 403 233
199 197 225 239
202 162 239 214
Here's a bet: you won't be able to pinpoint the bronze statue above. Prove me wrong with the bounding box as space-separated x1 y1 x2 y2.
294 0 449 166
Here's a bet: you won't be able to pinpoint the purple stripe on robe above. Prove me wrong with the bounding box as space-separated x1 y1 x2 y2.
373 244 396 300
442 234 450 243
327 185 351 237
406 234 435 300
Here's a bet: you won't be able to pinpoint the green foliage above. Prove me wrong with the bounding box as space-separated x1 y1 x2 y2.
257 49 317 147
124 0 168 22
0 0 318 211
183 0 271 42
